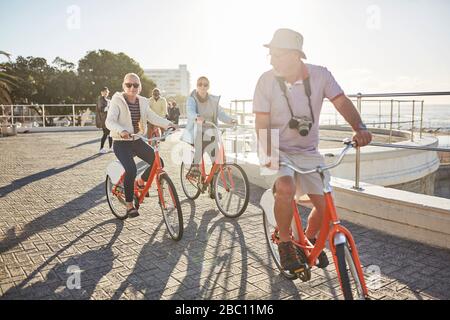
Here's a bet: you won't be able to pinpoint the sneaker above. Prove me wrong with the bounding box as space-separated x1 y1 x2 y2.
126 207 140 218
308 237 329 269
186 165 201 179
278 241 305 272
99 148 108 154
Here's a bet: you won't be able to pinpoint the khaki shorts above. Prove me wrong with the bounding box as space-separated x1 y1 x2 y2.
263 151 330 199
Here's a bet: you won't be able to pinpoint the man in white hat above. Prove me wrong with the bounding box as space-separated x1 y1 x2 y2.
254 28 372 273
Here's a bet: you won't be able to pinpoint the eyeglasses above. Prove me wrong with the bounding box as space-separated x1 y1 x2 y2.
125 83 140 89
197 82 209 88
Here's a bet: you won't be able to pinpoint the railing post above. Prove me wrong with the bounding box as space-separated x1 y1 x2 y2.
234 100 238 156
354 93 362 190
240 101 245 125
10 105 14 125
378 100 381 128
72 104 76 127
389 99 393 143
42 104 46 127
398 101 401 129
420 100 424 139
411 100 415 142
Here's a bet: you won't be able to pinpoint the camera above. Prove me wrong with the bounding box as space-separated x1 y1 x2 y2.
289 116 313 137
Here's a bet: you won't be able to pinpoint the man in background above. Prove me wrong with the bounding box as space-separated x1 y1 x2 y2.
148 87 167 138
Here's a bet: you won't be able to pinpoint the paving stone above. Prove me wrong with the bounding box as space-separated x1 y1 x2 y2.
0 131 449 300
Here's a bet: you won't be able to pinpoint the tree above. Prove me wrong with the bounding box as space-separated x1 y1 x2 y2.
77 50 156 103
49 57 79 104
7 56 57 104
0 51 17 105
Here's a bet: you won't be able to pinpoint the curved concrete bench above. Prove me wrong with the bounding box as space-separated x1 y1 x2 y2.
228 131 448 248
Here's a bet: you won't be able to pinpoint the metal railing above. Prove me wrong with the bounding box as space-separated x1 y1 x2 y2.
0 104 96 128
227 91 450 191
350 92 450 189
3 92 450 193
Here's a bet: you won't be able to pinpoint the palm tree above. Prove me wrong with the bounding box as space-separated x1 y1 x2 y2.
0 51 17 105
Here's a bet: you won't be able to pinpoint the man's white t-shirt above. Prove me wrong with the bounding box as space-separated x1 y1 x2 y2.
253 63 344 154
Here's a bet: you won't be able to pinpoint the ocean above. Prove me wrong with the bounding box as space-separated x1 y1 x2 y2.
230 101 450 147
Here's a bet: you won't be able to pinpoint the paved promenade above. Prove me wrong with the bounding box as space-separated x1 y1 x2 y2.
1 131 449 300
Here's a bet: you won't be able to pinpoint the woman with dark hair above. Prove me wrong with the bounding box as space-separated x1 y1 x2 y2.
181 76 236 177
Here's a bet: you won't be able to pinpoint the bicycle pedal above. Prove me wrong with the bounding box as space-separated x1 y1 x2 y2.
294 264 311 282
293 266 305 273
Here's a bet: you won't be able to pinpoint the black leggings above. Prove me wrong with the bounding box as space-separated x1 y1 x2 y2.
101 127 112 149
113 139 163 203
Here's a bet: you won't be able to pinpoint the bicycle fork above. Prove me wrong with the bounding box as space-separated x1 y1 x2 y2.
324 193 369 297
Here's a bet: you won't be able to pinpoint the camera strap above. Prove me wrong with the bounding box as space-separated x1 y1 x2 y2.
276 76 315 124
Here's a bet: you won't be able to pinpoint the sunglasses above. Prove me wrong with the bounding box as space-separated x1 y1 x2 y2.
197 82 209 88
125 83 140 88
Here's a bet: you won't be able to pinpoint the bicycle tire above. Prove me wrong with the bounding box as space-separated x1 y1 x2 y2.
213 163 249 218
180 161 201 200
158 174 184 241
335 243 366 300
105 175 128 220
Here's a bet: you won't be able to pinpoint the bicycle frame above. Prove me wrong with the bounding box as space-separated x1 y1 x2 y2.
289 183 369 296
195 122 236 191
270 141 369 297
112 129 176 208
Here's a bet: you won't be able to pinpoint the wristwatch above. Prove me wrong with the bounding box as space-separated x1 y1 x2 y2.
356 122 368 131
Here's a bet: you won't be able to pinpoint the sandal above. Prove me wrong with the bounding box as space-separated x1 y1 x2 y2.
126 207 140 218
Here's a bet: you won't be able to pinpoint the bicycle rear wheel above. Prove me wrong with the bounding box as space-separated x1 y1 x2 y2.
158 174 183 241
213 163 249 218
105 175 128 220
180 161 201 200
262 210 297 280
335 243 366 300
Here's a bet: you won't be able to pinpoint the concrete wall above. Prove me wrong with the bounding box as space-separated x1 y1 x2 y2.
332 178 450 249
435 164 450 199
388 172 436 195
229 136 450 249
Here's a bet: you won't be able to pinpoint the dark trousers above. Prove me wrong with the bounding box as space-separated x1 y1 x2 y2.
101 127 112 149
113 139 163 202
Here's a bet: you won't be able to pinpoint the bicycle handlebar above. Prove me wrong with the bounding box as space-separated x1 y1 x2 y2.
131 126 176 142
280 138 357 175
200 120 238 132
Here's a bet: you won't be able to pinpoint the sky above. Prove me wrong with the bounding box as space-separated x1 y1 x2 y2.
1 0 450 105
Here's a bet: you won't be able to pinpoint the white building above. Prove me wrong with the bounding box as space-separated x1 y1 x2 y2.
144 64 190 97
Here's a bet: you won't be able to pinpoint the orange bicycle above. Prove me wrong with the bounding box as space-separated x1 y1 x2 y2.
105 127 183 241
180 121 250 218
261 139 369 300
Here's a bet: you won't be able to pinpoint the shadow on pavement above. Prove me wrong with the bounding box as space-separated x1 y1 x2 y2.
2 219 124 299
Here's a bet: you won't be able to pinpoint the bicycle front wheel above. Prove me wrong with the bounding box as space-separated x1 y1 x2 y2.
180 161 201 200
105 175 128 220
335 243 366 300
213 163 249 218
158 174 183 241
